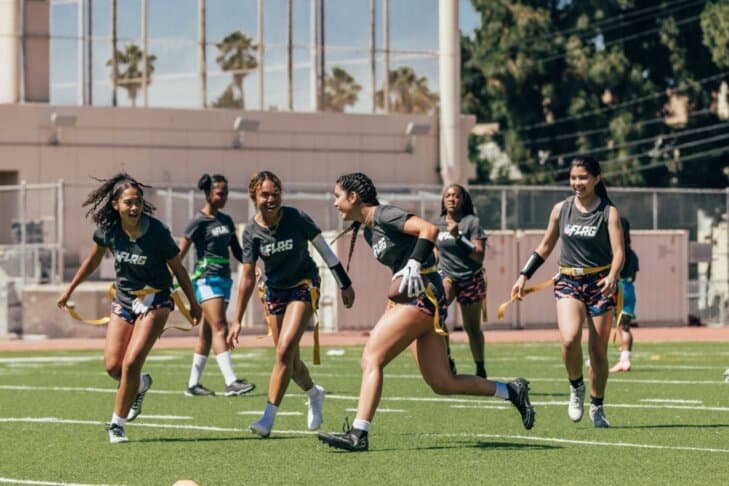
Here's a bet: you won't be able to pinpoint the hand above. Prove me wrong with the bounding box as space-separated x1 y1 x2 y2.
190 301 203 325
57 291 71 309
598 275 618 297
227 321 242 349
341 285 355 308
510 274 527 301
393 259 425 298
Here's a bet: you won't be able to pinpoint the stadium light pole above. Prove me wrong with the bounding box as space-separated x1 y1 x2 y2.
232 116 260 149
405 122 431 154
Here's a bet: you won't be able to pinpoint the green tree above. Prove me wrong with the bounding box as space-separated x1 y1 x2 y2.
215 31 258 110
106 43 157 107
463 0 727 188
376 66 439 114
323 67 362 112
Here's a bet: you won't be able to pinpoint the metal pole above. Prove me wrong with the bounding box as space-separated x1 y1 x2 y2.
77 0 85 104
318 0 325 111
258 0 264 110
19 180 27 282
369 0 375 112
500 188 507 230
142 0 149 107
652 191 658 229
198 0 206 108
57 179 65 283
111 0 117 106
87 0 93 105
383 0 390 112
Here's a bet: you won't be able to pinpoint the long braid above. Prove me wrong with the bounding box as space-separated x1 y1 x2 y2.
83 173 154 228
334 172 379 271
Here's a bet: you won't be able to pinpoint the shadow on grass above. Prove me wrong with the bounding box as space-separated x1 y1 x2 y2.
470 441 560 451
135 435 301 444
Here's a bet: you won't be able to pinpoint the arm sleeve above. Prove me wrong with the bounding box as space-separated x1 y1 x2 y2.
240 225 259 264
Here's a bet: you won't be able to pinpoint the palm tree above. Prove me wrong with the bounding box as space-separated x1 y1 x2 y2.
376 66 439 114
215 30 258 110
106 43 157 107
323 66 361 112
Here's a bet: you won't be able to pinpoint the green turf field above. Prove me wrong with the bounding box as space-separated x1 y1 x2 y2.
1 341 728 485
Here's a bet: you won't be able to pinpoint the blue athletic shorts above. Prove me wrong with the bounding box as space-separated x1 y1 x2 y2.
620 278 636 318
264 276 320 315
554 270 616 317
111 290 174 324
194 276 233 303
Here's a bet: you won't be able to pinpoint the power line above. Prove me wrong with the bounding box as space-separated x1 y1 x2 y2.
601 145 729 178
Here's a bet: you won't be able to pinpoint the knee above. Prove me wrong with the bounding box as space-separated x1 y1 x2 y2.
563 338 581 353
360 352 384 374
105 359 122 380
210 323 227 340
121 357 143 378
275 342 297 365
428 380 453 395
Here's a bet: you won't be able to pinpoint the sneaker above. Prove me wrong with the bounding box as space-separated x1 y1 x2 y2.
185 383 216 397
127 373 152 422
249 419 272 438
507 378 535 430
307 385 326 430
224 379 255 396
108 423 128 444
609 360 632 373
317 419 368 452
589 404 610 428
568 382 585 422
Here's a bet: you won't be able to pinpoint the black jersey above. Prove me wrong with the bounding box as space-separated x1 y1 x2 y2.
364 205 437 274
435 214 486 280
620 217 639 279
558 196 613 268
183 211 237 279
241 206 320 288
93 215 179 307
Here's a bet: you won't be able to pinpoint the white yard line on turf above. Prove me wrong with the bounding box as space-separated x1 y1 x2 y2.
136 415 192 420
640 399 703 404
237 411 302 416
2 417 729 454
0 477 122 486
345 408 405 413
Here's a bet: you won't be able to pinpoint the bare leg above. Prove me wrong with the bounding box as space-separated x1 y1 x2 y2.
460 301 485 364
556 298 587 380
266 301 312 406
587 312 613 399
268 313 315 393
104 315 134 380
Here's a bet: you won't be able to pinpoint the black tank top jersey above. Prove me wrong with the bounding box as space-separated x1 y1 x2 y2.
435 214 486 280
620 217 639 278
92 214 179 307
183 211 237 279
558 196 613 268
241 206 320 289
363 205 437 274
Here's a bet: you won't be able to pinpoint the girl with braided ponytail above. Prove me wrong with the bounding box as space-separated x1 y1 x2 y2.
57 173 202 443
230 171 355 438
317 173 534 452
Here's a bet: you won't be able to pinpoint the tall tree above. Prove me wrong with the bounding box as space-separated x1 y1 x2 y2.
215 31 258 110
376 66 439 114
323 66 362 112
463 0 727 188
106 43 156 107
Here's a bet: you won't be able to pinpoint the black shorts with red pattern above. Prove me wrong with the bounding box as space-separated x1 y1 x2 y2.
111 290 174 325
554 270 615 317
389 273 448 329
442 269 486 305
263 276 321 316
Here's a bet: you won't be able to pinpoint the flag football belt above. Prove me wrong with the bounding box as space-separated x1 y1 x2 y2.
64 283 196 332
559 264 611 276
257 278 322 365
387 265 447 336
190 256 230 280
497 274 558 321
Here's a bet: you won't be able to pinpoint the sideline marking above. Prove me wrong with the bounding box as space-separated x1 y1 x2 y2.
2 417 729 454
0 477 121 486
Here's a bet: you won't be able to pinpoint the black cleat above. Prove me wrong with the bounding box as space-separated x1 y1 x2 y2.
507 378 535 430
185 383 216 397
317 419 368 452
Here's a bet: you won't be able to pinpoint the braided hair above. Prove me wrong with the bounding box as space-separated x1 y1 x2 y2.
248 170 282 201
440 184 475 217
83 172 155 228
198 173 228 198
570 156 613 205
333 172 380 271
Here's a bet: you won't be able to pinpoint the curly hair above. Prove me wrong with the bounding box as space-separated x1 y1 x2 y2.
83 173 155 228
332 172 380 271
248 170 282 201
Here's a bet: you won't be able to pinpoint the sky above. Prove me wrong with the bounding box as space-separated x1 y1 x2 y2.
50 0 480 112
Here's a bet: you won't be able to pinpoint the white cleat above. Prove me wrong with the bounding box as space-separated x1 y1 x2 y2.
307 385 326 430
108 423 128 444
568 383 585 422
610 361 632 373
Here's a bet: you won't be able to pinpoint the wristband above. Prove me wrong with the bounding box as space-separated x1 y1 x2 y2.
519 252 544 279
455 235 476 253
410 238 435 263
330 263 352 289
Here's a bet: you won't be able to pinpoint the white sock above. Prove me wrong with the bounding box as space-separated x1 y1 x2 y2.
620 350 631 363
306 384 322 398
188 353 208 388
215 351 238 386
111 413 126 427
495 382 510 399
260 402 278 427
352 418 370 432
